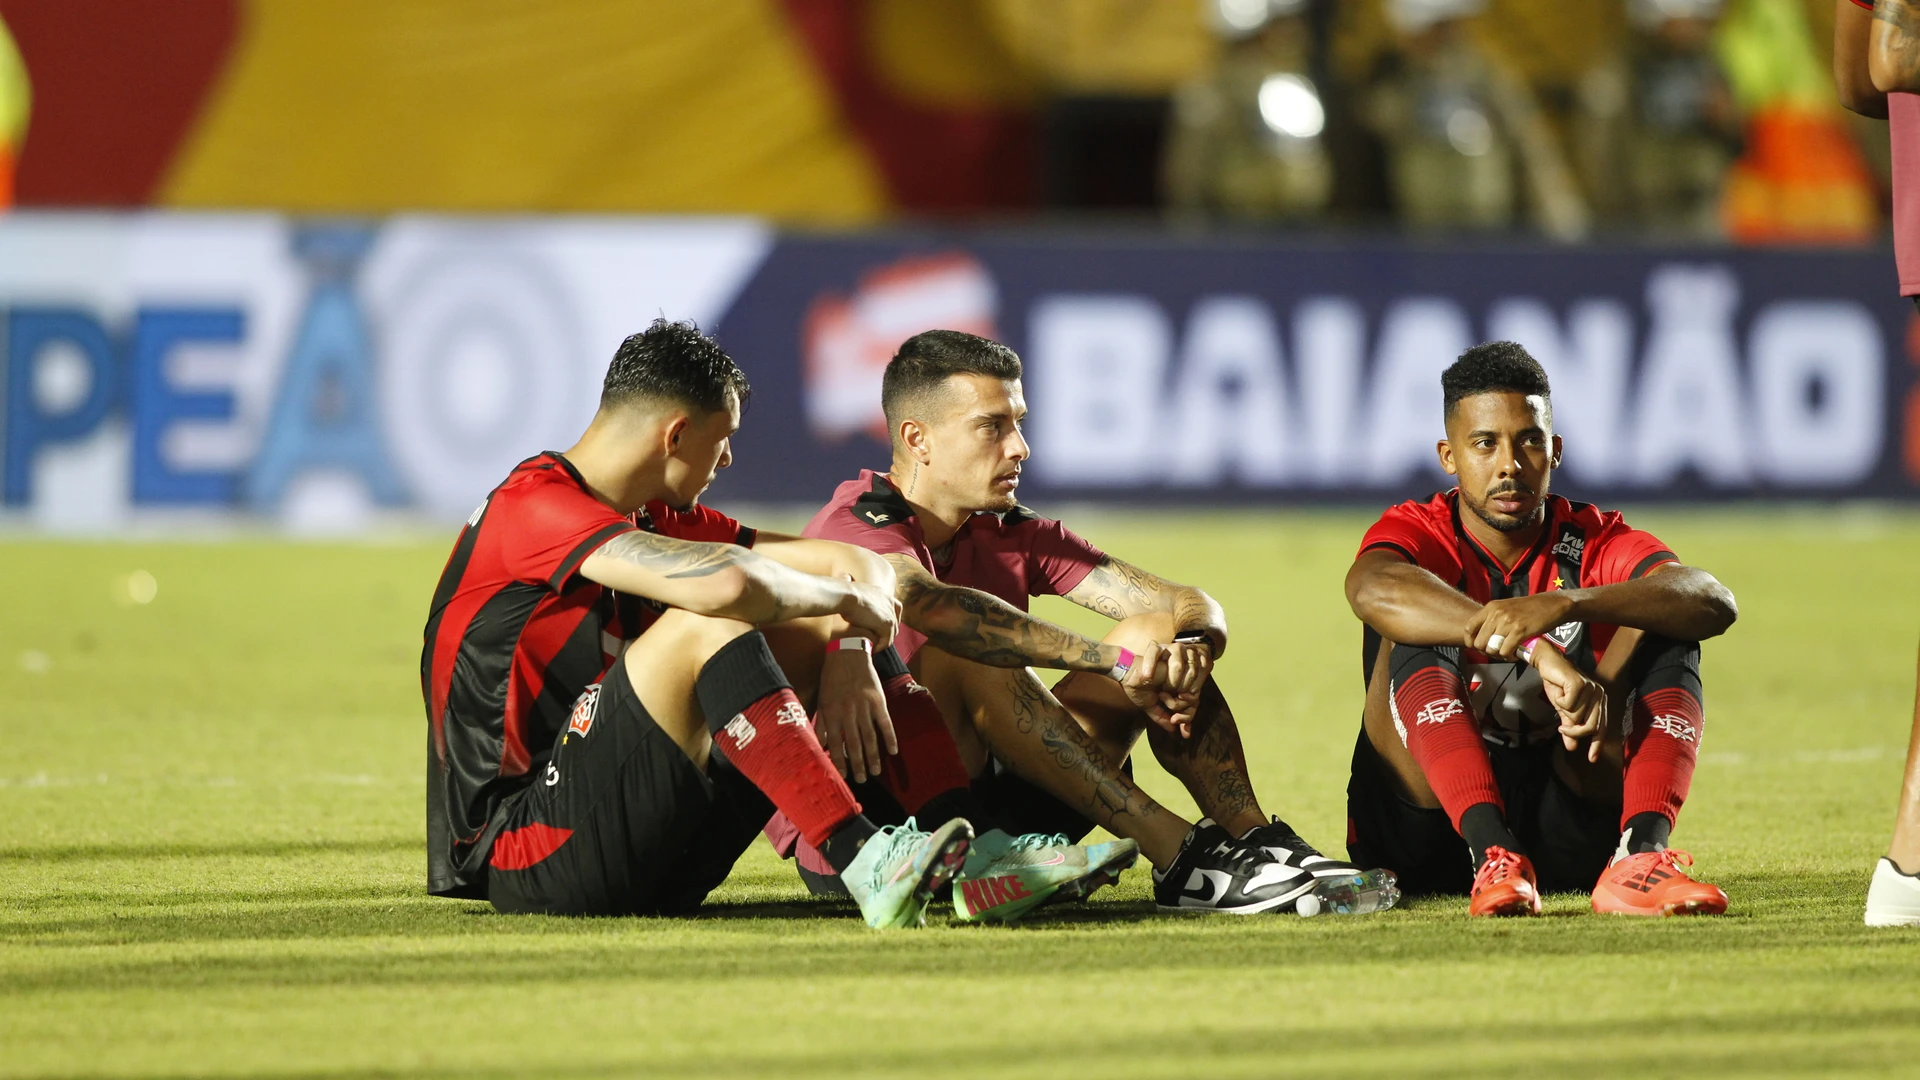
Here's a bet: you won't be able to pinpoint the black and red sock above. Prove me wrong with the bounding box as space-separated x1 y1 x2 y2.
1621 639 1705 855
870 645 976 817
1389 643 1520 866
696 631 869 860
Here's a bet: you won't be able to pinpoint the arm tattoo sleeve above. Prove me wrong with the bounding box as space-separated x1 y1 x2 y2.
1879 0 1920 80
892 558 1108 671
1073 555 1223 637
594 530 745 579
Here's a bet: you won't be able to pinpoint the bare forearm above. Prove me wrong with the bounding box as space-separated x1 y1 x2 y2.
723 555 861 626
1561 567 1737 642
1346 561 1481 646
1840 0 1892 114
907 580 1117 671
1873 0 1920 92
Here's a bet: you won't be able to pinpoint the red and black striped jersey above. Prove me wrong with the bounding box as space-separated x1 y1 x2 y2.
420 452 753 898
1358 489 1675 673
1356 490 1677 745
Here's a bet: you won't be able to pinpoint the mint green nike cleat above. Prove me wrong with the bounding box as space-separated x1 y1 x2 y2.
843 817 974 929
952 830 1141 923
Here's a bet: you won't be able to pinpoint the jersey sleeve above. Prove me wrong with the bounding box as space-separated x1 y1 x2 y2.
1027 517 1106 597
807 501 925 563
1358 500 1462 579
501 477 638 592
1582 511 1678 587
644 501 757 547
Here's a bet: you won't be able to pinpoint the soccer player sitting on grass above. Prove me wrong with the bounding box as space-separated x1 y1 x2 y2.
767 330 1387 917
422 319 973 927
1343 342 1738 917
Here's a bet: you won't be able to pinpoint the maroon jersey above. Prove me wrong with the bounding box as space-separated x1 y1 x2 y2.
421 452 753 897
803 470 1104 662
1358 489 1676 745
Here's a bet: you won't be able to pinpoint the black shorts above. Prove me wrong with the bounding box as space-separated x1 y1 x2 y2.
486 658 773 916
1345 727 1620 896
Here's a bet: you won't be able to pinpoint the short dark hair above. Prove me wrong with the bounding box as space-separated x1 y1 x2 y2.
880 330 1023 437
1442 341 1552 423
600 318 749 414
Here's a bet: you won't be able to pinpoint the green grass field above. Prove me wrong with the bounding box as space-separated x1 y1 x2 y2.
5 508 1920 1079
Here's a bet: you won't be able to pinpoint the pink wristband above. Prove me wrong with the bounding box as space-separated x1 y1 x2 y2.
1519 635 1559 664
1108 646 1136 682
829 636 872 654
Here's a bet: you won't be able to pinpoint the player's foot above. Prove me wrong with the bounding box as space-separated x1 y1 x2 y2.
1865 857 1920 927
843 817 974 929
1153 819 1316 914
1591 849 1727 917
951 830 1140 923
1242 817 1369 880
1469 845 1541 917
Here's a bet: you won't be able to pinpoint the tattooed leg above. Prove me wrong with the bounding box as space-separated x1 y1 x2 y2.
1143 682 1265 837
913 646 1193 869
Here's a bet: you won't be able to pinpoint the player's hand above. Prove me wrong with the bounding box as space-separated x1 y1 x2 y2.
1464 591 1577 660
814 647 897 784
1534 647 1606 762
836 581 901 650
1121 644 1201 736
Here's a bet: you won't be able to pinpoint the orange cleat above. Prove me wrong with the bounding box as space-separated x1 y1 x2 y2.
1591 849 1728 917
1469 846 1542 917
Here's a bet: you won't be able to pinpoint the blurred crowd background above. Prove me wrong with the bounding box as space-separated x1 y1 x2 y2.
0 0 1888 244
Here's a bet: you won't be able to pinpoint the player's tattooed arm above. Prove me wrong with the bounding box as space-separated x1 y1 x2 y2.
1065 555 1229 655
1872 0 1920 91
884 553 1116 672
580 532 900 644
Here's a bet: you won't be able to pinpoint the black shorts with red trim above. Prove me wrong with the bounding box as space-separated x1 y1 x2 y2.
1345 726 1620 896
485 656 772 916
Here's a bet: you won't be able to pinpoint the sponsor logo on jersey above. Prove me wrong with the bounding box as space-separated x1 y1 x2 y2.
1415 699 1467 726
1549 621 1582 648
1552 534 1585 562
723 713 757 749
862 510 891 524
774 701 810 728
566 684 602 737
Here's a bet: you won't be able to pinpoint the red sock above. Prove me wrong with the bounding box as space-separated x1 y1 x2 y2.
698 633 860 848
1622 687 1703 830
875 673 971 813
1392 656 1503 831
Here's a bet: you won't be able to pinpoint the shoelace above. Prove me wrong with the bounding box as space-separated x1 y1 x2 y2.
861 817 930 889
1638 848 1694 874
1475 846 1524 888
1007 832 1070 853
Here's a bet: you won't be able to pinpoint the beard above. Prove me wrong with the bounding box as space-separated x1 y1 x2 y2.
1463 483 1543 533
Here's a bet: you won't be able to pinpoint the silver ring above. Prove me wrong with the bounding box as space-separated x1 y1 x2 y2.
1486 634 1507 653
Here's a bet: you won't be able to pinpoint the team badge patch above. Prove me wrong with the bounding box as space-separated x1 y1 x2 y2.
567 684 602 738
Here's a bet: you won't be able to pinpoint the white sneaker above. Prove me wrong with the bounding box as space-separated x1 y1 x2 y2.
1864 857 1920 927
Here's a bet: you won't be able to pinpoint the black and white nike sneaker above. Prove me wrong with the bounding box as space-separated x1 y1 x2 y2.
1241 817 1368 881
1152 819 1316 914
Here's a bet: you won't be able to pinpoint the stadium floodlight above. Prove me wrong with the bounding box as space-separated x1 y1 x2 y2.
1257 74 1324 140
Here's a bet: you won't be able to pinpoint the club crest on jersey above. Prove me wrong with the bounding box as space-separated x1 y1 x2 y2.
1415 700 1467 726
566 684 602 737
723 714 757 749
1549 621 1582 648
